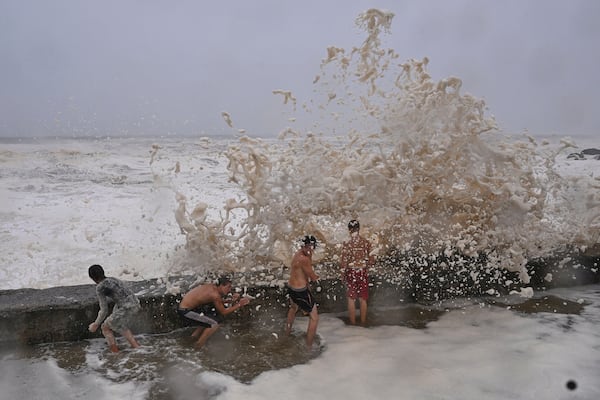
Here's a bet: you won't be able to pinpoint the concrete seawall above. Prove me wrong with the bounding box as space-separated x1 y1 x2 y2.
0 277 412 345
1 252 598 345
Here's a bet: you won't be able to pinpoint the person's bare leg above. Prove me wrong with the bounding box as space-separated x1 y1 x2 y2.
359 298 368 326
286 303 298 335
101 323 119 353
194 325 219 349
305 305 319 349
347 297 356 325
122 329 140 348
191 326 205 338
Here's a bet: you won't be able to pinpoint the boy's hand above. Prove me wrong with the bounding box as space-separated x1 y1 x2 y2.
88 322 99 333
239 297 250 307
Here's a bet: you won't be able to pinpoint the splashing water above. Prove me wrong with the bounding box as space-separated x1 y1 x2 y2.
151 9 599 291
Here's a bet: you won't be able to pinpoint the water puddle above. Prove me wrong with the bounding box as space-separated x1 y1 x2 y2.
488 295 586 314
337 305 446 329
1 316 321 386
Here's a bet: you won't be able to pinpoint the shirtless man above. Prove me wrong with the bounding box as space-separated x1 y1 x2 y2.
88 264 141 353
340 220 375 325
286 235 320 348
177 276 250 348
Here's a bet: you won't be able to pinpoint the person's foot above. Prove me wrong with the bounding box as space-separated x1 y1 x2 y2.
109 344 119 353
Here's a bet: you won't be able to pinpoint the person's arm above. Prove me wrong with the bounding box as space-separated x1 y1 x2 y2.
223 292 241 306
214 295 250 316
89 290 109 332
341 242 349 268
303 258 319 283
340 243 348 278
367 241 375 268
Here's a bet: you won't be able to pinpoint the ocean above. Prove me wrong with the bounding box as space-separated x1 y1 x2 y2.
1 9 600 400
0 134 598 292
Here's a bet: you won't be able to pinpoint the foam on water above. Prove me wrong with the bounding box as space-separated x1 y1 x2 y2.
207 286 600 400
0 137 196 289
2 284 599 399
0 356 147 399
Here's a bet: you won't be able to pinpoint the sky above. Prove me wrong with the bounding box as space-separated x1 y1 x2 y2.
1 0 599 138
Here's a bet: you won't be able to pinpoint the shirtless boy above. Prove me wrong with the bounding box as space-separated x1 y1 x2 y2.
177 276 250 348
286 235 320 348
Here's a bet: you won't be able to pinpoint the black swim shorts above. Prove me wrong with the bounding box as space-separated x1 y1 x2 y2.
177 305 223 328
288 286 316 313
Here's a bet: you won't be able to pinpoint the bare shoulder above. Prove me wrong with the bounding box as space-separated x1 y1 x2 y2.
197 283 218 297
208 284 220 299
291 249 304 265
186 283 211 300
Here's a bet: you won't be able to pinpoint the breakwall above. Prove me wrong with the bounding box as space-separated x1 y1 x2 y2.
0 252 598 345
0 277 414 345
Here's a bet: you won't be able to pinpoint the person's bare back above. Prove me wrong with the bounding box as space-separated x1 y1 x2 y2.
177 276 250 348
286 235 320 348
179 284 221 310
288 248 318 288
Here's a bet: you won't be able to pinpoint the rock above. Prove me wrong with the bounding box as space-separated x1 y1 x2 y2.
567 148 600 160
567 152 584 160
581 148 600 155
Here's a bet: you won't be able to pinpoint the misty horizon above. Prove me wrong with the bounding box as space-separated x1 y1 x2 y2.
1 1 599 139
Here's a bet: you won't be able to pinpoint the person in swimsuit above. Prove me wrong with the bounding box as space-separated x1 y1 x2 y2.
286 235 320 348
88 264 141 352
340 220 375 325
177 276 250 349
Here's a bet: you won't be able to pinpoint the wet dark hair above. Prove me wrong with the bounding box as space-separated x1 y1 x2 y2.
348 220 360 230
88 264 106 282
302 235 317 248
217 275 232 286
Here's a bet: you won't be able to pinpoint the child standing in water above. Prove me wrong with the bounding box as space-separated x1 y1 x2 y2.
88 264 141 352
340 220 374 325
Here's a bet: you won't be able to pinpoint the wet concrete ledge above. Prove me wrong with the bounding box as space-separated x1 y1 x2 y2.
1 253 598 346
0 277 415 345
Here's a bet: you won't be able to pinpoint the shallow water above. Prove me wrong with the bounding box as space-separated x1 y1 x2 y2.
0 303 443 392
0 317 321 399
2 286 599 399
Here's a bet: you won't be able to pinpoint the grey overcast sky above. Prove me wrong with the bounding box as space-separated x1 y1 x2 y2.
1 0 598 138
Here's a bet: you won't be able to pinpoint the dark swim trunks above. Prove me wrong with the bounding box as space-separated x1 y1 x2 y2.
177 305 223 328
288 286 316 313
